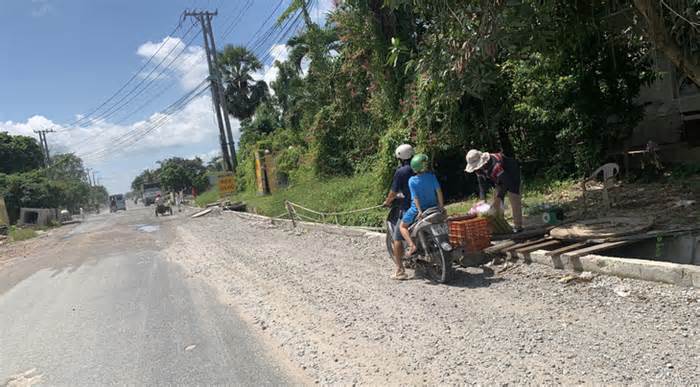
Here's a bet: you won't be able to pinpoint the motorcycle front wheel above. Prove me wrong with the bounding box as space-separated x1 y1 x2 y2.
422 239 452 283
385 226 394 260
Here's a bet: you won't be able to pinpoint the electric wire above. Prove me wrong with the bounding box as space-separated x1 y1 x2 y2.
80 80 209 158
71 21 199 128
61 19 185 129
80 82 211 161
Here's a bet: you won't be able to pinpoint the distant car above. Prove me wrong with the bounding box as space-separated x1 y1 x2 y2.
109 194 127 212
142 182 161 206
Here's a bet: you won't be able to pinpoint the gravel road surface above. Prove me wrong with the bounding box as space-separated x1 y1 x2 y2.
169 211 700 385
0 207 300 385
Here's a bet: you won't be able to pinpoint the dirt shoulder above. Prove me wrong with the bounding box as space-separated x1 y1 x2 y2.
168 212 700 385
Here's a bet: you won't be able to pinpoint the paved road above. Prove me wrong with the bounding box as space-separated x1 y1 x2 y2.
0 206 293 385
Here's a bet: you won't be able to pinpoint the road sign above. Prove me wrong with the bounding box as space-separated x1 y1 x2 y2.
218 173 236 197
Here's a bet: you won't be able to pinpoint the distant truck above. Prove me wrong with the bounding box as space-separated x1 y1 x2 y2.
142 182 161 206
109 194 127 212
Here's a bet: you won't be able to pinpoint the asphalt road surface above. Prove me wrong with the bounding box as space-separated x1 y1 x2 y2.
0 205 296 385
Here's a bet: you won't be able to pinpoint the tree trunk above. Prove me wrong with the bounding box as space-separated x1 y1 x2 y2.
632 0 700 86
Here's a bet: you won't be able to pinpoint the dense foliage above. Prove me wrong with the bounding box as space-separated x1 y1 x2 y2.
226 1 696 203
130 157 209 195
0 132 44 174
0 134 108 223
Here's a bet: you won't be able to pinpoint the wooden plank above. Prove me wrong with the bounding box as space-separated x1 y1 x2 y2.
492 227 550 241
564 241 631 259
501 238 549 254
514 240 562 258
545 242 590 257
484 241 516 254
588 227 700 244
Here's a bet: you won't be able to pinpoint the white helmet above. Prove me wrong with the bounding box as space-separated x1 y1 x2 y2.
394 144 414 160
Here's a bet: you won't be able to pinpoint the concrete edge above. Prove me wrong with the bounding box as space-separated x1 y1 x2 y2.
529 249 700 287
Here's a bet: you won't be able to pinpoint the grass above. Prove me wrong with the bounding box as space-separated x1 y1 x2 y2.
195 187 221 207
198 167 387 227
196 166 582 228
9 226 38 241
446 178 578 216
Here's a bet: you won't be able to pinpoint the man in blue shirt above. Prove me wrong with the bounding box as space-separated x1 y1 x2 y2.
400 153 444 257
383 144 415 280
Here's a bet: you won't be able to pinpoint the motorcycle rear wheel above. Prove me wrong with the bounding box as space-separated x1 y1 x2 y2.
422 240 452 283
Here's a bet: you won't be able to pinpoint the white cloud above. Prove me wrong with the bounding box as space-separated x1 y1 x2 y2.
252 44 291 92
0 94 242 164
136 36 209 90
191 148 221 163
31 0 52 17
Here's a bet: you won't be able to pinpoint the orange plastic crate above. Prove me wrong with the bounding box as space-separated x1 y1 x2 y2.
448 217 492 252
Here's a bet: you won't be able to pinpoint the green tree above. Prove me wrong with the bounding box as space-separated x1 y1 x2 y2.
0 132 44 174
130 169 159 193
218 45 269 120
49 153 87 181
156 157 209 193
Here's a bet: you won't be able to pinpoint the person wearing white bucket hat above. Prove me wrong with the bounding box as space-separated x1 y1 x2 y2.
465 149 523 232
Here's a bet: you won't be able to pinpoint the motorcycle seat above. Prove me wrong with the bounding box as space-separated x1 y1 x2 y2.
409 207 446 237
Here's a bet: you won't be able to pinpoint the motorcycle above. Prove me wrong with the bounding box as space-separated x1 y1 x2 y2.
386 201 454 283
155 202 173 216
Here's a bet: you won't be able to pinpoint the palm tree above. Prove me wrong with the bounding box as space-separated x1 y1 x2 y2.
217 45 269 120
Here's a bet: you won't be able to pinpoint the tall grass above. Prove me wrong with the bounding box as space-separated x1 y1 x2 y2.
9 226 38 241
197 167 579 227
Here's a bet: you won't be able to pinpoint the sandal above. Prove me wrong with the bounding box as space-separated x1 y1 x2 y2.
391 271 408 280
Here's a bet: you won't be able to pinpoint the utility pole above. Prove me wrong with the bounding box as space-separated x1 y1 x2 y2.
33 129 55 166
183 10 237 172
86 167 93 186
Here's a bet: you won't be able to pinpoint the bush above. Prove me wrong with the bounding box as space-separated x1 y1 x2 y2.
194 187 220 207
9 226 38 241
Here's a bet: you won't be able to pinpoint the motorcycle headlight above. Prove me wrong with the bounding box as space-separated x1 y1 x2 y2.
440 242 453 252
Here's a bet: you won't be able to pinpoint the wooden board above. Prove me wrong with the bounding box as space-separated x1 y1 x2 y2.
512 240 562 259
501 238 550 254
544 242 590 257
550 217 653 241
563 241 631 259
484 241 516 254
191 208 213 218
492 227 550 241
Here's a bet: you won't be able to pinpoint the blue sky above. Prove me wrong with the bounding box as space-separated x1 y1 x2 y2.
0 0 332 193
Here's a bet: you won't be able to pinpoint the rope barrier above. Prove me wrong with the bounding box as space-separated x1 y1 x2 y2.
283 199 386 230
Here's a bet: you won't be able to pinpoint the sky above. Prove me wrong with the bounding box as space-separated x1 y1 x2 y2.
0 0 333 193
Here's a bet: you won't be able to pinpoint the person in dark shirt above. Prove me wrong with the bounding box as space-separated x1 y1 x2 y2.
465 149 523 232
382 144 415 280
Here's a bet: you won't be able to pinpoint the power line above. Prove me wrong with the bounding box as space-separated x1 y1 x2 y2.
80 80 209 158
69 21 200 129
69 26 205 152
62 20 185 129
80 82 211 161
220 0 254 41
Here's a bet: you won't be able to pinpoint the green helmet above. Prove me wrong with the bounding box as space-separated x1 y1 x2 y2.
410 153 429 173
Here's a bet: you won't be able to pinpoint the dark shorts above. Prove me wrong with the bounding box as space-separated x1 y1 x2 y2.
391 210 405 241
491 158 521 199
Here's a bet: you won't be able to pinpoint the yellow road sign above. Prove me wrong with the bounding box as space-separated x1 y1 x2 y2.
218 173 236 197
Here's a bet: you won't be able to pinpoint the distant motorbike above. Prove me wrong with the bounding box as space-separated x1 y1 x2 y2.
155 203 173 216
386 202 453 283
